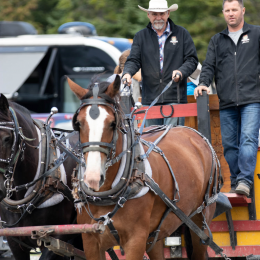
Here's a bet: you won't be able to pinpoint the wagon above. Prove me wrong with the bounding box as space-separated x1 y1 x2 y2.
130 93 260 259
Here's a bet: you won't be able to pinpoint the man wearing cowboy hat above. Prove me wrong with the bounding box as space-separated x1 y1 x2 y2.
122 0 198 126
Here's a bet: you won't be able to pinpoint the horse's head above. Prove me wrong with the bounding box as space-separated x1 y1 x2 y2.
68 76 121 191
0 94 15 200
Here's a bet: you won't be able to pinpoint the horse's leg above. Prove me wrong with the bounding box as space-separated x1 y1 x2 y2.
146 240 165 260
184 224 209 260
123 233 148 260
187 227 209 260
185 205 215 260
81 234 106 260
7 237 30 260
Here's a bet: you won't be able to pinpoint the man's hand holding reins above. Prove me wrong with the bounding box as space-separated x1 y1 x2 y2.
122 73 132 86
194 85 210 99
172 70 182 82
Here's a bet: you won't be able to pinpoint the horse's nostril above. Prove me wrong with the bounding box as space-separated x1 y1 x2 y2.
99 174 105 187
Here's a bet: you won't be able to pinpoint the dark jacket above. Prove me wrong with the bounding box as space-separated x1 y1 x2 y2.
199 22 260 110
123 18 198 105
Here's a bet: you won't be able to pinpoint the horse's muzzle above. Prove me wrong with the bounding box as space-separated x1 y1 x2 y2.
84 169 106 191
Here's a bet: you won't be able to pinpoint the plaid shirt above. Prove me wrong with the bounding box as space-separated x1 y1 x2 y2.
152 22 171 72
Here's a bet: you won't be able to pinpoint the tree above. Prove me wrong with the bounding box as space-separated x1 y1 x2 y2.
0 0 259 61
0 0 37 25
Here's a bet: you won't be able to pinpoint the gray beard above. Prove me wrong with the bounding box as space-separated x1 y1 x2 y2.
153 21 165 30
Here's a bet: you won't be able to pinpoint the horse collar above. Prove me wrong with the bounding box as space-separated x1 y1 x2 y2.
89 83 100 120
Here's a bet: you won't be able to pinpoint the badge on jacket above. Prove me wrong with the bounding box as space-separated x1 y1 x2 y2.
241 35 250 44
170 36 178 45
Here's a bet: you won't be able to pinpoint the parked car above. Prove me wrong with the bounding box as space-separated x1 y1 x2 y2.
58 21 133 52
31 113 74 130
0 21 132 129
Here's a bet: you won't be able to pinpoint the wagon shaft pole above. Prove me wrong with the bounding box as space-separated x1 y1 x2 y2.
33 231 86 259
0 223 105 237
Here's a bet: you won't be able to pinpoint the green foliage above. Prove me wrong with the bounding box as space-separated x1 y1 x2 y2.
0 0 38 26
0 0 259 61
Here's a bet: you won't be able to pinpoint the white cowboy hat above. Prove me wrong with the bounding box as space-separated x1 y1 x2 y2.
138 0 178 13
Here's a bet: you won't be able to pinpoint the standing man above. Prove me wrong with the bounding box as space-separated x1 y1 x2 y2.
194 0 260 196
122 0 198 126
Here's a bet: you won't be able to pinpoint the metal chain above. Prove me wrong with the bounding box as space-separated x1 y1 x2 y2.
220 252 231 260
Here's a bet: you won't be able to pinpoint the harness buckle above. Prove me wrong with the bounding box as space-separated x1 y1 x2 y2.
196 202 205 214
118 197 127 208
26 203 36 214
197 206 203 214
91 196 101 202
100 212 113 226
0 220 6 229
17 204 26 210
7 167 13 174
119 127 127 134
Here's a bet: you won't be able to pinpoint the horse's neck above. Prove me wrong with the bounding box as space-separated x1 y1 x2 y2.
99 130 123 191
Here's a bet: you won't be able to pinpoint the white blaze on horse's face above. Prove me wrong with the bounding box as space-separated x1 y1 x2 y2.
84 106 108 191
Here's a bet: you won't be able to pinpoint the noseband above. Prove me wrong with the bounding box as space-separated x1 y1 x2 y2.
73 83 120 167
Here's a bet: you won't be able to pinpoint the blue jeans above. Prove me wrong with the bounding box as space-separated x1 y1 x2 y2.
144 103 185 127
220 103 260 188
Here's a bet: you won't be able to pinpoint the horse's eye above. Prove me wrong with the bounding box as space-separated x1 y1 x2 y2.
3 136 11 144
110 121 116 128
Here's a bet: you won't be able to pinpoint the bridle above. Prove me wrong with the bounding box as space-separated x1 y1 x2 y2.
73 83 122 170
0 107 35 197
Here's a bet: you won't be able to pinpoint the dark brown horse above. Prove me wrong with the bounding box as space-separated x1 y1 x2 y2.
0 94 82 260
68 75 218 260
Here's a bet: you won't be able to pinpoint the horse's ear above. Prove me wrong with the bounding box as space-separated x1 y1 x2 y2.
0 94 9 116
67 76 89 99
106 75 121 98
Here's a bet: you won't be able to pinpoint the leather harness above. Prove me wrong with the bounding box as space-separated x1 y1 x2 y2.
0 111 79 228
0 81 229 259
71 82 229 259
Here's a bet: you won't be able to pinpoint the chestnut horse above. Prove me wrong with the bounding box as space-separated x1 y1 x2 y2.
0 94 82 260
68 75 218 260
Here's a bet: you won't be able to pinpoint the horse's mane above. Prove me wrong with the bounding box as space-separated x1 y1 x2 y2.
10 102 34 122
10 102 31 115
82 76 124 125
0 101 34 127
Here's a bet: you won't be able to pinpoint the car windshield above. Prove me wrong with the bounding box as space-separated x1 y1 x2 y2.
62 74 112 113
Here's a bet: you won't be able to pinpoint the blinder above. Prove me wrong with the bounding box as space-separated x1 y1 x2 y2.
72 112 80 131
